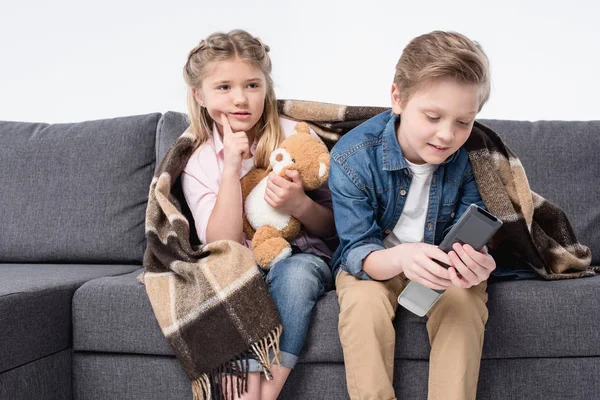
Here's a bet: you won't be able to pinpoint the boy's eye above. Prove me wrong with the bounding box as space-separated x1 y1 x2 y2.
425 114 440 122
457 120 471 127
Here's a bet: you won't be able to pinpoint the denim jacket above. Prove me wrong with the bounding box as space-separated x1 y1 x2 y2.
329 111 484 280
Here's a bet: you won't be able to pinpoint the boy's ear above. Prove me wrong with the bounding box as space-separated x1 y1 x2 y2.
391 83 403 114
193 88 205 107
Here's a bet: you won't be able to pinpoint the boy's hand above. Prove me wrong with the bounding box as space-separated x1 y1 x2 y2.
265 170 309 216
396 243 453 291
447 244 496 288
221 113 251 174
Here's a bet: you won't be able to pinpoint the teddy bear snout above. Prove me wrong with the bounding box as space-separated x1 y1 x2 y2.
270 148 294 175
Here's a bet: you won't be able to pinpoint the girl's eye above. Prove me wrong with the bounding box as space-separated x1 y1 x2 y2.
248 83 260 89
425 115 440 122
217 85 230 91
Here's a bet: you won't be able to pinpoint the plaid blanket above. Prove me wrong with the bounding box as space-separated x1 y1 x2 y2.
278 100 596 279
142 99 596 399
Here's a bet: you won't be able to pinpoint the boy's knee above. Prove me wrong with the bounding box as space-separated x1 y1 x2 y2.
338 281 396 321
428 284 488 325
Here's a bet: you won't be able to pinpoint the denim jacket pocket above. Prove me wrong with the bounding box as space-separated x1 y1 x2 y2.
437 202 457 223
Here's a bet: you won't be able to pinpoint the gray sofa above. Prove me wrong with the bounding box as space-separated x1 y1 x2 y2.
1 111 599 400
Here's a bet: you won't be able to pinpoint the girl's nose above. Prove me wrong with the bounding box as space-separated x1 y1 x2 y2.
233 89 248 105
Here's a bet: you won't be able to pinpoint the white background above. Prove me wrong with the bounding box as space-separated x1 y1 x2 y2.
1 0 598 123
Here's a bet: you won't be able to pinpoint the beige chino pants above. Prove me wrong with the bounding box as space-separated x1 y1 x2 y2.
336 270 489 400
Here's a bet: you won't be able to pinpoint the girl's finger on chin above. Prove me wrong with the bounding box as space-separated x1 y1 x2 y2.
220 114 233 134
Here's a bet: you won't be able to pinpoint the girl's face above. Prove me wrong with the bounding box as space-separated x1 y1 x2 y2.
194 58 267 136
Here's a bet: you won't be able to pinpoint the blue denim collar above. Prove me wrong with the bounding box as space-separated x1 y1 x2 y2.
382 112 459 171
382 112 408 171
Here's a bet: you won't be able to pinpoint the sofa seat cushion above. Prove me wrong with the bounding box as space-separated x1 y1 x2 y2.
0 263 140 373
73 269 600 362
73 270 171 355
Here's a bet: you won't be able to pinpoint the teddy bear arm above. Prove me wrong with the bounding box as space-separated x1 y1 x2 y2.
281 217 302 241
252 225 292 270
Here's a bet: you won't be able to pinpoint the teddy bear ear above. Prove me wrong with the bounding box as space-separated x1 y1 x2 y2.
317 153 330 179
293 122 312 135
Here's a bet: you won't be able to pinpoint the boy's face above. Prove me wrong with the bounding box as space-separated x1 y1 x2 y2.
391 78 480 165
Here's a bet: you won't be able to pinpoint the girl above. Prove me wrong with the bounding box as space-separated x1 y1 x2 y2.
181 29 335 399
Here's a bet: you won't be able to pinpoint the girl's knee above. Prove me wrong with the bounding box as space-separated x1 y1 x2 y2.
269 253 331 286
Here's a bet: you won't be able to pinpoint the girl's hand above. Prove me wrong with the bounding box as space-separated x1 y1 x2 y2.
393 243 453 290
221 114 250 174
265 170 309 216
447 244 496 288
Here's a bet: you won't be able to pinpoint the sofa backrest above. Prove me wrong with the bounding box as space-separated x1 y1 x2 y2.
157 112 600 265
156 111 189 164
0 114 160 263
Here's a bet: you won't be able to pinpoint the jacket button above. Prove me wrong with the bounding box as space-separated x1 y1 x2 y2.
400 189 407 196
384 229 391 235
450 212 455 218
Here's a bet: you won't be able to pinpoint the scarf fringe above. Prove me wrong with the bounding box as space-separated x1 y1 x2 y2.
191 325 283 399
191 373 211 400
249 324 282 380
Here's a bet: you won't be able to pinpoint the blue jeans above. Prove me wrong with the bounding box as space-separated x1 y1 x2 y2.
248 252 332 372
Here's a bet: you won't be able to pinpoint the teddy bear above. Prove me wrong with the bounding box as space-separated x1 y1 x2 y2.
241 122 330 270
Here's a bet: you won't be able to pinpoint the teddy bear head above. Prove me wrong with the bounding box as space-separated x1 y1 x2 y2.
269 122 330 191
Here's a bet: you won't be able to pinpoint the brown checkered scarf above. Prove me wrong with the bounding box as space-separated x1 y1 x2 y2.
278 100 596 279
142 127 282 400
142 99 596 399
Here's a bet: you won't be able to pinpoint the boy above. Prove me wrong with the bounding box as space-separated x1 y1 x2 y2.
329 31 496 400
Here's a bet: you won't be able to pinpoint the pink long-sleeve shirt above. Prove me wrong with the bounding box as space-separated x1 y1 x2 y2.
181 117 335 261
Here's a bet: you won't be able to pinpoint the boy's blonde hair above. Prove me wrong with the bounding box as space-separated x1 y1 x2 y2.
394 31 491 111
183 29 281 169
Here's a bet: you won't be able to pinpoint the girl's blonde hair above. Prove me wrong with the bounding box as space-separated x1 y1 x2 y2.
183 29 281 168
394 31 491 111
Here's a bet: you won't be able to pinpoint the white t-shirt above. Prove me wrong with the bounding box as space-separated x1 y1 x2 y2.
383 160 436 248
